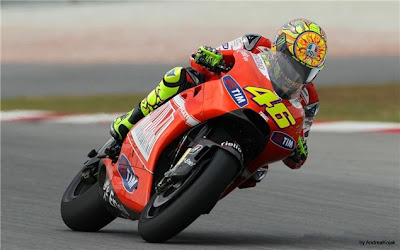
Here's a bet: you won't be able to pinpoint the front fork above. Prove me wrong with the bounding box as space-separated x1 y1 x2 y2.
81 138 121 185
155 137 244 195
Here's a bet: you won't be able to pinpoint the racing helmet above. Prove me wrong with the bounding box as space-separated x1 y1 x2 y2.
269 18 328 99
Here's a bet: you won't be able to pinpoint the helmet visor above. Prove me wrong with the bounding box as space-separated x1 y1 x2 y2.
265 51 303 99
264 50 321 99
282 51 322 85
305 67 321 84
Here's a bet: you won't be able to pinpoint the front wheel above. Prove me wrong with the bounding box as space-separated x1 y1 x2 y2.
61 166 116 232
138 148 240 243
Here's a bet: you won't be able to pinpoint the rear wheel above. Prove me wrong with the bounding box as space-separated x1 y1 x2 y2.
61 166 116 231
138 148 240 243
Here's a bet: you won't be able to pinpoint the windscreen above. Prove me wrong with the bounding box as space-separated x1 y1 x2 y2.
262 50 312 100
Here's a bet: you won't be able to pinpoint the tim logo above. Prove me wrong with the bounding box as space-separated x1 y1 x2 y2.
222 75 248 108
270 131 295 150
117 154 139 193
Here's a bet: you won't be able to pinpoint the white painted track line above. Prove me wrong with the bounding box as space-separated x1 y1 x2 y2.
1 110 399 133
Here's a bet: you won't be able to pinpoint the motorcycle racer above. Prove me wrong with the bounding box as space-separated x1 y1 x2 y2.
110 18 327 187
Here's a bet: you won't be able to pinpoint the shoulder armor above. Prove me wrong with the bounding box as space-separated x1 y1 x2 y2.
242 34 262 51
304 102 319 117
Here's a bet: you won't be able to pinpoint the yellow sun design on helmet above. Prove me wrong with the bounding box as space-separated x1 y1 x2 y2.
272 18 328 69
295 32 327 67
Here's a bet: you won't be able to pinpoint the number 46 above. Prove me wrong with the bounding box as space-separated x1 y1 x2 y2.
244 86 296 129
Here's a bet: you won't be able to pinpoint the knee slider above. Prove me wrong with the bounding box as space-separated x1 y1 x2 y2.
163 67 187 87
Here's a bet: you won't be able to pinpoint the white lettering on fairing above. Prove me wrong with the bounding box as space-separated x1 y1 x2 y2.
173 95 200 127
232 37 244 50
251 54 269 79
132 102 175 161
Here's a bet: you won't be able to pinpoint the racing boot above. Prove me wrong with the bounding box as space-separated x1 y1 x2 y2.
110 103 145 142
238 166 269 189
110 67 196 142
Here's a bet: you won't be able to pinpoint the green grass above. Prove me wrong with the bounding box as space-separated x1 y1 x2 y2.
1 83 399 122
1 93 146 114
316 83 400 122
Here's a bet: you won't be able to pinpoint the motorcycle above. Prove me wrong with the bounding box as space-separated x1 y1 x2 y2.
61 48 305 243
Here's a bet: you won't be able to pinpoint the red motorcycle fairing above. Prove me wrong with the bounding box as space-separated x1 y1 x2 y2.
103 49 304 215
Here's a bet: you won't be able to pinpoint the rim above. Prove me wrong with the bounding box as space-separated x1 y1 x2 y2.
144 163 205 219
72 180 93 199
63 172 96 203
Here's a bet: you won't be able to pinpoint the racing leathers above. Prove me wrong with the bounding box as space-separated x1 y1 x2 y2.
110 34 320 186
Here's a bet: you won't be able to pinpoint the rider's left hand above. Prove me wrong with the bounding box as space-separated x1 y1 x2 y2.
291 136 308 163
283 136 308 169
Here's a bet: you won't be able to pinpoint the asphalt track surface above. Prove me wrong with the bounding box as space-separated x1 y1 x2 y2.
2 122 399 249
2 56 400 98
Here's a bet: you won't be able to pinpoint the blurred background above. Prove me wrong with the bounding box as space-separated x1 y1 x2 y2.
2 2 399 249
2 0 399 98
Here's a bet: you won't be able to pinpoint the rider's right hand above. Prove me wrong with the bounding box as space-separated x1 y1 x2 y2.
191 46 224 72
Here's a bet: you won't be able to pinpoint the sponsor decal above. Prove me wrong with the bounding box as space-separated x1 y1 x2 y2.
222 43 229 49
300 88 310 104
232 37 244 50
289 98 303 109
245 34 258 43
173 94 200 127
189 144 203 154
244 86 296 129
270 131 295 150
117 154 139 193
222 75 248 108
306 43 319 59
102 177 130 218
256 46 269 53
243 34 261 50
276 33 286 48
132 102 175 161
308 105 318 115
221 141 242 154
238 49 250 61
258 111 269 122
251 54 269 79
254 167 268 181
166 68 176 77
305 102 319 117
252 54 266 70
183 158 195 167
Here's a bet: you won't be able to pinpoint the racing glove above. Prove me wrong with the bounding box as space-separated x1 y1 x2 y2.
192 46 225 72
282 136 308 169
